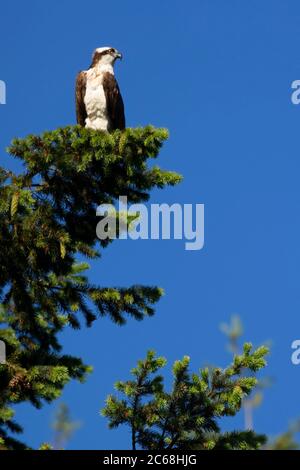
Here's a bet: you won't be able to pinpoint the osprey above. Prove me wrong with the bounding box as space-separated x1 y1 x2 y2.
76 47 125 131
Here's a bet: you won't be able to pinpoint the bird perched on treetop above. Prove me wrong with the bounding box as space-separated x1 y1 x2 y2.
76 47 125 132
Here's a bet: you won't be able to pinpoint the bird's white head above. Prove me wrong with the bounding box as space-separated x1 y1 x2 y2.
90 47 123 71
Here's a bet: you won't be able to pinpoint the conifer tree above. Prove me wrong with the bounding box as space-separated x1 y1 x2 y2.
51 403 80 450
220 315 272 431
0 126 181 449
265 420 300 450
102 347 268 450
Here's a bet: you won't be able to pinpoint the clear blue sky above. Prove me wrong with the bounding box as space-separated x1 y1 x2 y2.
1 0 300 449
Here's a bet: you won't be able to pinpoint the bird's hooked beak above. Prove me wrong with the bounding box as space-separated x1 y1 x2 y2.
115 50 123 60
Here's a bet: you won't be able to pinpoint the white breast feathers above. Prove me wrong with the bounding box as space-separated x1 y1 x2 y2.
84 68 109 131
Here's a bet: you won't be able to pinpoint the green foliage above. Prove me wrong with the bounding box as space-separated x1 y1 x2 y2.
220 315 272 431
52 403 81 449
265 420 300 450
102 347 269 450
0 126 181 449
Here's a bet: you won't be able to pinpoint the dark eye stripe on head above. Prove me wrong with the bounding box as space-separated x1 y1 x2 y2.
90 48 117 67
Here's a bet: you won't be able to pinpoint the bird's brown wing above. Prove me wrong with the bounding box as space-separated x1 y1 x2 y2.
75 71 87 126
102 72 125 131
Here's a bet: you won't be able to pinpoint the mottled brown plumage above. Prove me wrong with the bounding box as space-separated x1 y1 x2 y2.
75 71 87 127
75 47 125 131
102 72 125 131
